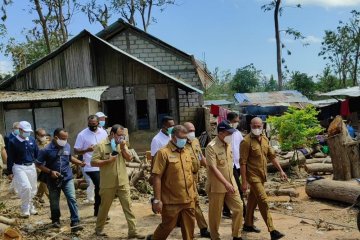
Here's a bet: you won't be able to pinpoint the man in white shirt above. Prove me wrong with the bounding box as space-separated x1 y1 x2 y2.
95 112 107 129
223 112 246 219
150 116 175 158
74 115 108 216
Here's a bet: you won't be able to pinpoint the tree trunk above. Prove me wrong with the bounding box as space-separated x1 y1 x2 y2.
306 158 332 164
305 163 333 174
306 179 360 204
34 0 51 53
274 0 282 90
353 41 359 86
327 116 360 180
267 155 306 172
266 188 299 197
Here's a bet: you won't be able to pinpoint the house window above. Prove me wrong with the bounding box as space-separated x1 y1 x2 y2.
137 100 150 130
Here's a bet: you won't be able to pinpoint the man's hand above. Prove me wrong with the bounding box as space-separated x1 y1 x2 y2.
280 171 288 181
241 182 249 193
79 161 86 167
119 139 127 148
224 181 235 194
152 201 163 214
86 145 95 152
50 171 61 179
8 174 13 180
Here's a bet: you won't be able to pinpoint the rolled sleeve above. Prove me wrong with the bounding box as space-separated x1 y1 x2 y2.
240 140 250 165
267 146 276 162
74 134 83 150
205 145 216 167
152 150 167 177
35 149 47 165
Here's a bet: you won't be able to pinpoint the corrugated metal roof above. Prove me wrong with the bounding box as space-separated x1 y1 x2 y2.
319 86 360 97
204 99 233 106
310 99 340 107
234 90 309 106
0 86 108 102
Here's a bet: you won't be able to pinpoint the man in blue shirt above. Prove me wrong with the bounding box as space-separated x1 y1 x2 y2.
36 128 85 232
7 121 39 218
5 122 20 151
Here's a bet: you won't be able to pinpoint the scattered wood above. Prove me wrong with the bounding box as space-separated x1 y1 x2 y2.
125 162 150 169
266 188 299 197
0 216 16 226
130 170 145 186
268 155 306 172
305 163 333 174
0 223 22 240
314 152 327 158
306 158 331 164
305 179 360 204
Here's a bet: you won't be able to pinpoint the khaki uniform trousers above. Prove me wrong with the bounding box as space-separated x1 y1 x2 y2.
96 185 137 235
194 173 208 230
153 201 195 240
245 181 275 232
36 182 49 199
208 191 243 239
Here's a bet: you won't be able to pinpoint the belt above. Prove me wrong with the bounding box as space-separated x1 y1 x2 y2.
15 163 33 166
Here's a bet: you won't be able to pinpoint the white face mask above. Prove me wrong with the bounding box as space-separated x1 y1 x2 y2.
231 122 239 129
251 128 263 136
224 135 232 144
56 139 67 147
38 136 47 143
187 132 196 141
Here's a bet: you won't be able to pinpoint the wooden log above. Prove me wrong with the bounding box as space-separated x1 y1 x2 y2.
306 158 331 164
130 170 145 186
0 216 16 226
125 162 151 169
268 154 306 172
266 188 299 197
305 179 360 204
305 163 333 174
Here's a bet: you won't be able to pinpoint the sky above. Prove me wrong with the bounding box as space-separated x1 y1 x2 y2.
0 0 360 80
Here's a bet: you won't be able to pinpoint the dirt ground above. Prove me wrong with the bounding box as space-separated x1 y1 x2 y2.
1 177 360 240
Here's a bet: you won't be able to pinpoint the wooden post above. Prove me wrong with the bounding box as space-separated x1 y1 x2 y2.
147 86 157 131
168 84 179 123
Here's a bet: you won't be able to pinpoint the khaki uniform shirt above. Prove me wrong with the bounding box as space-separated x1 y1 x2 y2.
152 142 194 205
240 134 276 183
91 138 130 189
185 138 202 174
205 136 237 193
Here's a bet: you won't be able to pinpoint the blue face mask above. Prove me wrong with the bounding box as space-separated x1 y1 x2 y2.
167 127 174 135
99 121 105 127
175 137 187 149
13 129 20 135
110 138 117 152
22 132 31 138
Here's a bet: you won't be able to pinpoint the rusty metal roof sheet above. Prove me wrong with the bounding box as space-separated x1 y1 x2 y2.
0 86 109 102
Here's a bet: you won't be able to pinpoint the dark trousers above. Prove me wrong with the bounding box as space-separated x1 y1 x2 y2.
86 171 101 216
223 166 246 218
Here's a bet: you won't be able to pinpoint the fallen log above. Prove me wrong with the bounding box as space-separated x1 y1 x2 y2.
0 216 16 226
305 179 360 204
266 188 299 197
306 158 331 164
130 170 145 186
268 155 306 172
305 163 333 174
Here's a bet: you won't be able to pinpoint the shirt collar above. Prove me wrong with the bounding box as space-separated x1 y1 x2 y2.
160 130 169 137
215 136 226 146
168 141 183 153
16 135 28 142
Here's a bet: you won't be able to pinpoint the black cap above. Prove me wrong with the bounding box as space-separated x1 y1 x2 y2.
217 120 236 134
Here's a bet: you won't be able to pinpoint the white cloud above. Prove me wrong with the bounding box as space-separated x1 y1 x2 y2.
0 60 13 74
301 35 322 44
286 0 360 8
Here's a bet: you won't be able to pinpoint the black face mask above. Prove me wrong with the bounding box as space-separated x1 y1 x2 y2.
88 125 97 132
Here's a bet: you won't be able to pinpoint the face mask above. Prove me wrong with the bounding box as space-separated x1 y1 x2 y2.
175 137 187 149
13 129 20 135
167 127 174 135
110 138 117 152
38 136 47 143
99 121 105 127
88 125 97 132
231 122 239 129
251 128 263 136
224 135 232 144
56 139 67 147
22 132 31 138
187 132 196 141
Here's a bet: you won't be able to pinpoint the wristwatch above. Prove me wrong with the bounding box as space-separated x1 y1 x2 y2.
153 199 161 204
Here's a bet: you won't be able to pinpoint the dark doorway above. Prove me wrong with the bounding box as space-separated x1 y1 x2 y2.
136 100 149 130
103 100 126 127
156 99 169 128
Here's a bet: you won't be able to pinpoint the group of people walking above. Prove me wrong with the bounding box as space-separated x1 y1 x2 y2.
2 110 287 240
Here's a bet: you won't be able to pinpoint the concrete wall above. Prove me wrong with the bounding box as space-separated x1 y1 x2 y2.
62 99 101 147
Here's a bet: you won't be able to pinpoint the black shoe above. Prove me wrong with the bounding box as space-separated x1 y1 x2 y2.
71 221 83 233
243 225 261 233
52 221 61 229
146 235 152 240
233 237 243 240
200 228 211 238
222 212 232 219
270 230 285 240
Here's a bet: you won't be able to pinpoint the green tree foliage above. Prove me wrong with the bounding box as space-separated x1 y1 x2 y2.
230 64 261 93
319 10 360 87
204 67 233 100
267 106 323 164
288 71 315 99
315 67 340 93
262 74 278 91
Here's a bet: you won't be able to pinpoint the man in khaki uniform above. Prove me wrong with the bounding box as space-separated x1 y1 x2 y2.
183 122 211 238
0 134 7 176
240 117 287 240
206 120 243 240
35 128 50 203
91 124 144 239
148 125 195 240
